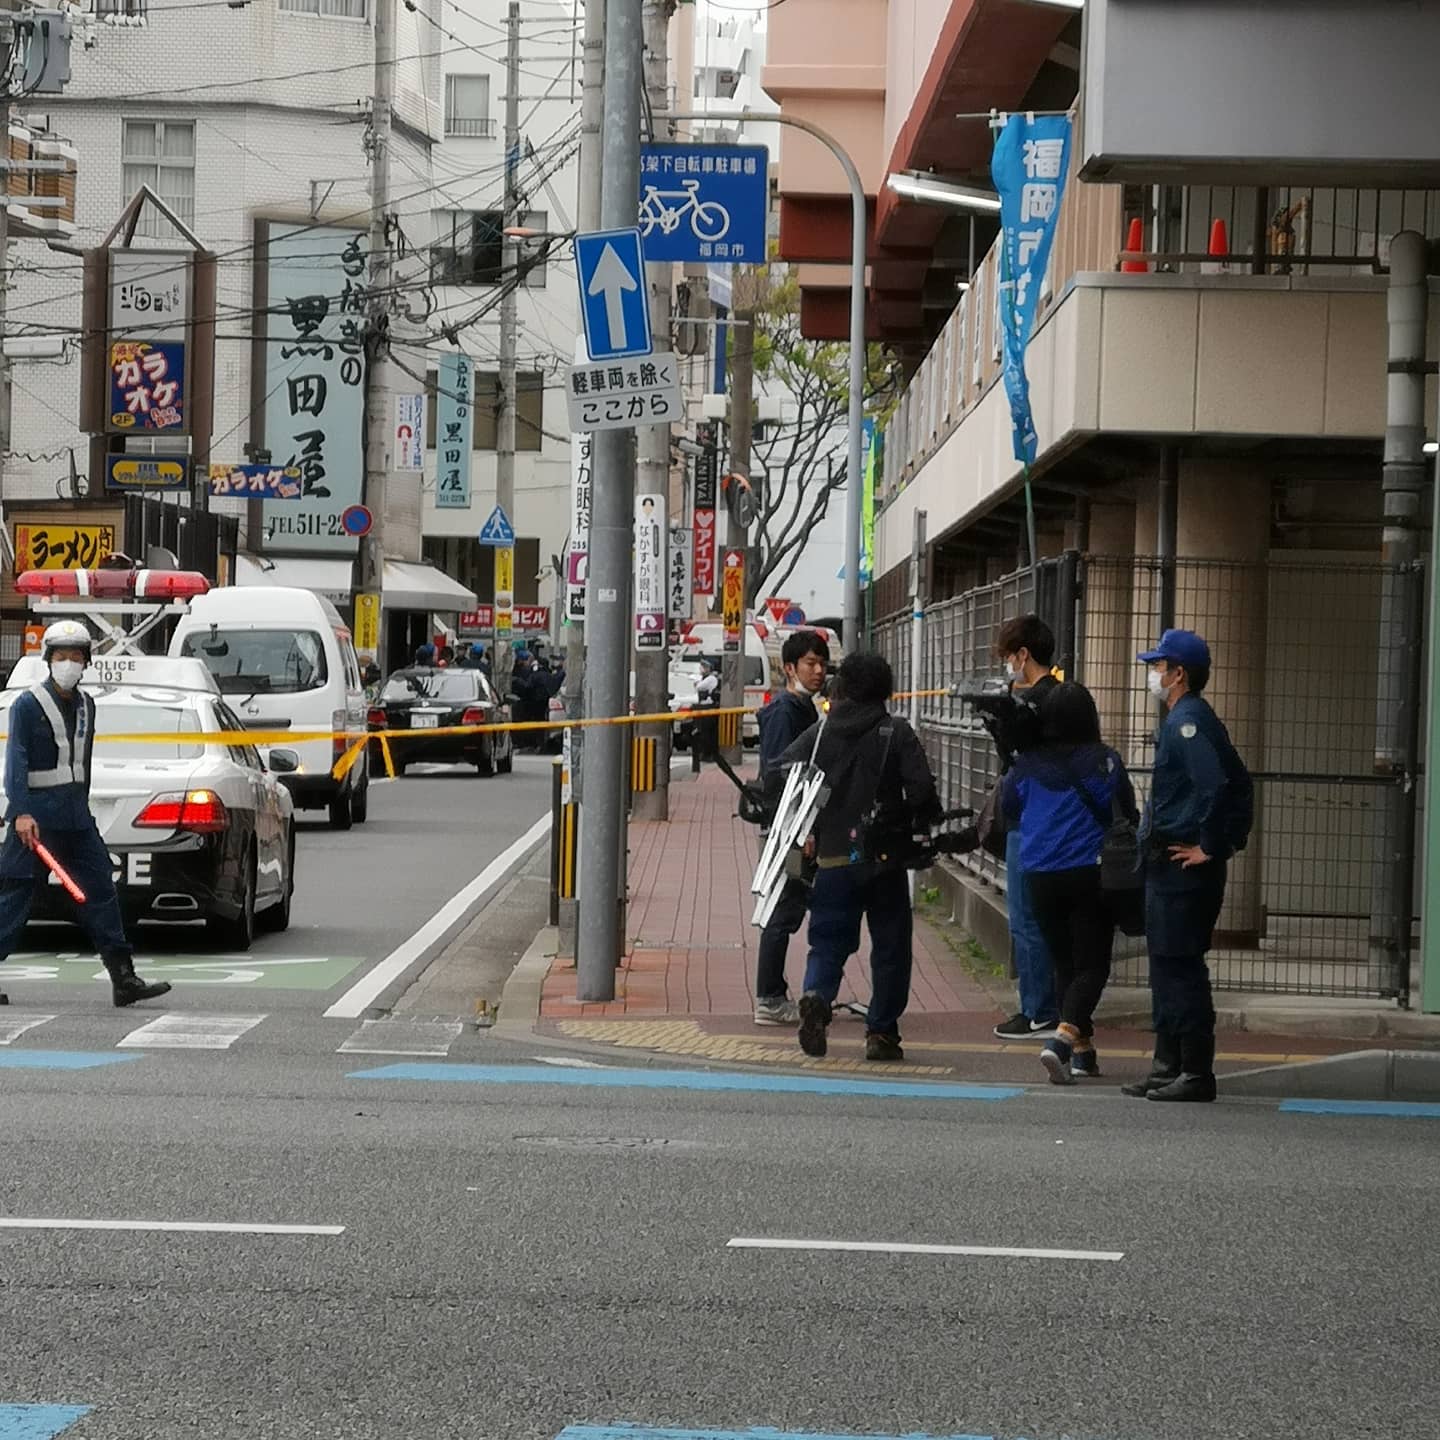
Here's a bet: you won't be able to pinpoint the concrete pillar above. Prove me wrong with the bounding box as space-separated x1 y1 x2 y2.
1125 487 1162 771
1176 460 1269 947
1082 501 1137 752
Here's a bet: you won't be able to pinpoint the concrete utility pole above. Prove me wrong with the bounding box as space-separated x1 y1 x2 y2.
576 0 643 999
721 273 755 764
0 15 14 513
360 0 396 646
492 0 523 704
632 0 673 820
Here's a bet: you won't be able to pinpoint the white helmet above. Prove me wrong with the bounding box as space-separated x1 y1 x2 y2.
41 619 93 659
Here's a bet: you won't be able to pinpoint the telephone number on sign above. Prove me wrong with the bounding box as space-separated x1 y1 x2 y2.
266 512 348 539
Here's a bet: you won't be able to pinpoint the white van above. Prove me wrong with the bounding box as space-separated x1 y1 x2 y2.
168 586 370 829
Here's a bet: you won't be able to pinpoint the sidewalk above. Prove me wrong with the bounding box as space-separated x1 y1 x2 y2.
534 767 1439 1089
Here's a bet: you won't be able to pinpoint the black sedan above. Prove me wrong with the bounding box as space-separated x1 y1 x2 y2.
368 668 515 776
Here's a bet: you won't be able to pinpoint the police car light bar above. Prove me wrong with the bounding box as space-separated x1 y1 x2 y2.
15 568 211 600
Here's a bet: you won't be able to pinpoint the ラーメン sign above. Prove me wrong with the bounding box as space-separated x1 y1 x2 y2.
15 524 116 571
258 223 368 554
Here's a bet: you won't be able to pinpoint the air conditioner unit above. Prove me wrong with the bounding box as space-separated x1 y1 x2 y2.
701 393 727 419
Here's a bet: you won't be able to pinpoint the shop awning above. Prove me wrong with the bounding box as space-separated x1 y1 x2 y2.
235 556 478 613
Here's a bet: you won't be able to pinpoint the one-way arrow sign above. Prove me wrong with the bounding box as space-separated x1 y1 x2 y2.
574 228 652 362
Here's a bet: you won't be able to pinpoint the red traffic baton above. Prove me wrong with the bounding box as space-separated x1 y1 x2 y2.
34 842 86 904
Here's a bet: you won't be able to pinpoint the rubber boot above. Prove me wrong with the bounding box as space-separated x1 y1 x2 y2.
105 955 171 1008
1120 1028 1182 1098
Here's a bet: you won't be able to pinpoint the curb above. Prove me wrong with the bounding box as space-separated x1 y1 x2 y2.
493 924 557 1040
1221 1048 1440 1102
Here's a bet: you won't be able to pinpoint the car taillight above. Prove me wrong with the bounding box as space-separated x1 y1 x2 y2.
367 706 386 727
763 691 772 705
462 706 487 725
333 707 348 756
136 789 228 834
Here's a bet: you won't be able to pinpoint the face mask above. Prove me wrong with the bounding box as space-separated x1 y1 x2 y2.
1147 668 1169 701
1008 657 1026 682
50 660 84 691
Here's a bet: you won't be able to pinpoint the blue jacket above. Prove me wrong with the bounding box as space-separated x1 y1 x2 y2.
3 681 96 831
1001 742 1138 874
757 688 818 779
1141 691 1253 861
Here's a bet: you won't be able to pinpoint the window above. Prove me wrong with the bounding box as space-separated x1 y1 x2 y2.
180 629 328 696
121 119 195 238
92 703 203 762
432 210 504 286
279 0 367 19
445 74 493 138
425 369 544 453
382 671 482 703
519 209 548 289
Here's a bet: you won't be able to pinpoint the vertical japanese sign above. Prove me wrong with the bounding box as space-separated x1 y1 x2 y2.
394 394 424 473
436 353 473 509
991 112 1072 465
567 431 592 621
109 342 185 431
634 494 666 650
107 250 191 441
693 425 718 599
721 548 745 654
668 526 692 621
495 545 515 636
353 592 380 655
261 224 368 553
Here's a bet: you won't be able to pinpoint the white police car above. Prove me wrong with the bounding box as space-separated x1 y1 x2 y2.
0 654 296 949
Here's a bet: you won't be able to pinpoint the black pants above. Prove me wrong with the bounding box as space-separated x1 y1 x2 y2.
1145 858 1227 1078
1027 865 1114 1038
756 875 807 1000
804 864 912 1036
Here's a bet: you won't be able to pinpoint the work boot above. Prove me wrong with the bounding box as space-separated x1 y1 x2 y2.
797 991 831 1058
864 1031 904 1063
105 956 171 1008
1146 1072 1217 1104
1120 1028 1181 1098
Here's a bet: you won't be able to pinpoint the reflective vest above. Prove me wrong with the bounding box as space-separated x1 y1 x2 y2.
26 683 89 790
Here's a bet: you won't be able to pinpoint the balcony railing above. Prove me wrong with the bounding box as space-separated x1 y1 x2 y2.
445 117 496 140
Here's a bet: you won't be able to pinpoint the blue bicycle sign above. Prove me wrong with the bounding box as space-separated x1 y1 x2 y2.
637 142 768 264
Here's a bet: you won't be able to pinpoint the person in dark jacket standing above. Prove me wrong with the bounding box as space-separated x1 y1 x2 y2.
1124 629 1253 1104
752 630 830 1026
1002 683 1138 1085
777 652 941 1063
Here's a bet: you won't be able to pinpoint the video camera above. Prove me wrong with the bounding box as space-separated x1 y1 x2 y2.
865 807 978 871
950 676 1042 762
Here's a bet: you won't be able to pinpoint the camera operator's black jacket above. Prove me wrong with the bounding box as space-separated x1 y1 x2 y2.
990 672 1060 769
776 701 941 864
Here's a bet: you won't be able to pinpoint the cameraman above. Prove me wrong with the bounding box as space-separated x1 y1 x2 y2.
776 653 941 1063
989 614 1062 1040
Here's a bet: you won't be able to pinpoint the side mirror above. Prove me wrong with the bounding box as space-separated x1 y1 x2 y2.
268 748 300 775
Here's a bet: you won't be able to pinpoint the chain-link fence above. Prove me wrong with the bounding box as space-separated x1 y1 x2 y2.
876 552 1422 1000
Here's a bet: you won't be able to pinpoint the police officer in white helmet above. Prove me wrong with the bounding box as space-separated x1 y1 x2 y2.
0 620 171 1007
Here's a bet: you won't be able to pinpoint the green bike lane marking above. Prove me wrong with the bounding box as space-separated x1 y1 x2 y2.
5 953 365 991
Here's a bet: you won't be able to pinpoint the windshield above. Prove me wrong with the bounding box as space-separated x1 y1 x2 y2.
381 670 483 703
93 702 204 761
694 653 765 686
181 628 328 695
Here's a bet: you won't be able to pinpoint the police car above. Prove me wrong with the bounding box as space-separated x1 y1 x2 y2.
0 654 296 949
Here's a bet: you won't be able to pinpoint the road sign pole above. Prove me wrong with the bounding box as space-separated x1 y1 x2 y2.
577 0 644 1000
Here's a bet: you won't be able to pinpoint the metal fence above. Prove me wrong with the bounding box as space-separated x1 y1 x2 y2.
875 553 1423 1001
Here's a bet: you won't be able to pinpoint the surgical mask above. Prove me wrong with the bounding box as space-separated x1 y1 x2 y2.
1147 668 1169 701
50 659 83 691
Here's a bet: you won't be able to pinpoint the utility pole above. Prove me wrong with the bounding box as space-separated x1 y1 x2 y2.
360 0 396 654
0 17 13 511
576 0 643 1000
632 0 672 820
721 273 755 764
493 0 522 704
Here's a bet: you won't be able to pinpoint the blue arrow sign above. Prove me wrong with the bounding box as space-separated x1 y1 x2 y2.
477 505 515 546
0 1405 93 1440
574 228 652 362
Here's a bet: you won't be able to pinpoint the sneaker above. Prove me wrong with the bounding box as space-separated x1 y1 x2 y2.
993 1013 1059 1040
797 991 831 1058
1071 1049 1102 1079
1040 1038 1075 1086
864 1032 904 1063
754 997 800 1027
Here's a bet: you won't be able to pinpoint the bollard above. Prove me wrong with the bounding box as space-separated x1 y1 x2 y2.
549 757 563 927
630 734 657 793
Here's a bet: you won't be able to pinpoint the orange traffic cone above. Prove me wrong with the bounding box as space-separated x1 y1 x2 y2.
1204 217 1229 274
1120 216 1146 273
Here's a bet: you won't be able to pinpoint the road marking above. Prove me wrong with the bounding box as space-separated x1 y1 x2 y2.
531 1056 610 1068
117 1014 266 1050
0 1404 93 1440
338 1017 463 1056
727 1237 1125 1262
1280 1098 1440 1119
558 1429 994 1440
7 953 363 991
0 1218 343 1236
0 1014 56 1045
325 813 550 1019
345 1062 1024 1100
0 1051 144 1071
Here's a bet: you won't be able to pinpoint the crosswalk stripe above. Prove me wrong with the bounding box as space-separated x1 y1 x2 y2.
0 1014 57 1046
337 1017 464 1056
117 1014 267 1050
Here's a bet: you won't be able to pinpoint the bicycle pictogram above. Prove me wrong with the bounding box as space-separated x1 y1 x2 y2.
639 179 731 242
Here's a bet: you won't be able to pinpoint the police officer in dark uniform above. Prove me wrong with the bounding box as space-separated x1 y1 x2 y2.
1123 629 1252 1103
0 620 172 1008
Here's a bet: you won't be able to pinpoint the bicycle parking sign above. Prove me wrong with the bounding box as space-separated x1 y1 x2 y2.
637 143 769 264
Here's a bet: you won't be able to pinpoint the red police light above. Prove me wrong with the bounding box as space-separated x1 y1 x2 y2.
16 568 210 600
133 570 211 599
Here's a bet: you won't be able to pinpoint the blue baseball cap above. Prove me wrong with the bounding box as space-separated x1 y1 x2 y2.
1138 628 1210 671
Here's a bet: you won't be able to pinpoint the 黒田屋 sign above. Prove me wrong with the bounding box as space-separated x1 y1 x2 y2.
435 354 473 509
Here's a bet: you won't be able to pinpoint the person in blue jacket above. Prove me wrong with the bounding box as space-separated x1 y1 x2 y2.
1002 682 1137 1085
1124 629 1253 1104
0 620 172 1008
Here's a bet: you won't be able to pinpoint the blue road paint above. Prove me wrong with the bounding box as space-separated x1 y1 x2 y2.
1280 1098 1440 1119
346 1063 1024 1101
557 1429 995 1440
0 1405 93 1440
0 1051 144 1072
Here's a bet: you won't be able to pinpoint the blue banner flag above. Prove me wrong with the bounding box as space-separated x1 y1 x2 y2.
991 113 1073 465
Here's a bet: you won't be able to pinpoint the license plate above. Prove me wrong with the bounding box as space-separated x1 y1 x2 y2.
412 714 439 729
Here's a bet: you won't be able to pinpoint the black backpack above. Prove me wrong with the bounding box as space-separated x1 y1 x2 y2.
1067 759 1144 936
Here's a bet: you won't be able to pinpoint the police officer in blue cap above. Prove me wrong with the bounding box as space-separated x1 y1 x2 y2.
1124 629 1252 1103
0 620 172 1008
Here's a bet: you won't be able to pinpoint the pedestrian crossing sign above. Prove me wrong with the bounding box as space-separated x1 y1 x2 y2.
478 506 515 546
